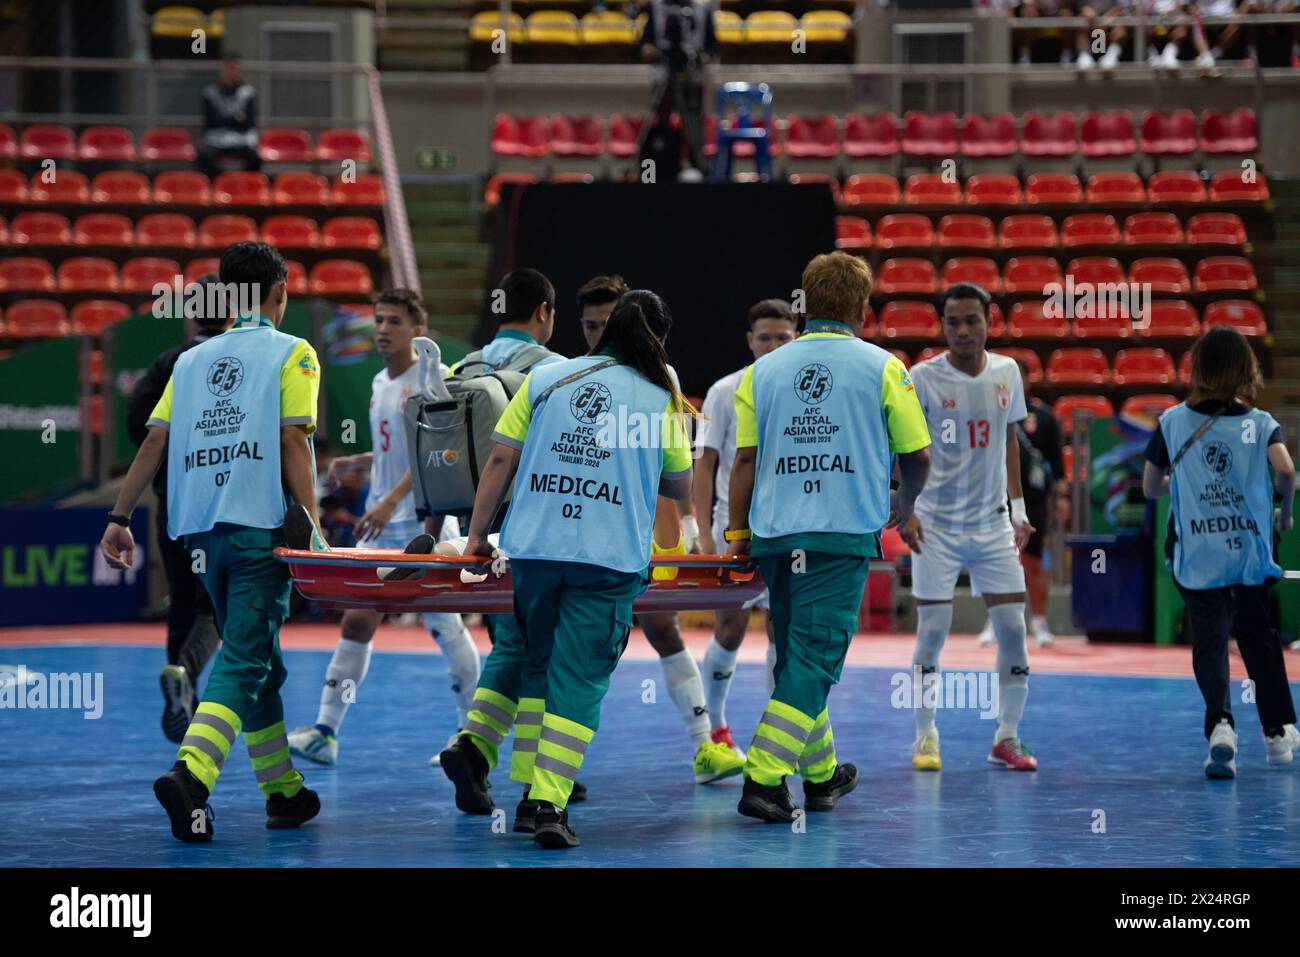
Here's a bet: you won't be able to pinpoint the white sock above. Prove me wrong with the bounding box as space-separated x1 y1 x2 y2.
765 642 778 695
913 603 953 735
701 637 739 730
424 612 480 729
317 636 372 734
989 602 1030 742
661 648 711 748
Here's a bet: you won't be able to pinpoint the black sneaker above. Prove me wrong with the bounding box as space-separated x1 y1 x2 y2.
569 779 588 803
737 775 799 824
514 788 538 833
382 533 436 581
802 763 858 812
159 665 194 744
440 734 495 814
153 761 215 843
266 786 321 829
532 802 580 849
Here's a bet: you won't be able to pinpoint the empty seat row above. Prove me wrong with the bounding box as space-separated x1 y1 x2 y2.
0 124 372 165
836 211 1246 251
0 258 374 296
0 299 132 338
0 169 385 207
471 10 851 47
0 212 382 251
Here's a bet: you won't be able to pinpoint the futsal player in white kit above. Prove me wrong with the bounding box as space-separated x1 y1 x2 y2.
903 283 1038 772
288 289 480 766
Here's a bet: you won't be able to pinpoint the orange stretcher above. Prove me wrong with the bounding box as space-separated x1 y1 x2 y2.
273 548 766 614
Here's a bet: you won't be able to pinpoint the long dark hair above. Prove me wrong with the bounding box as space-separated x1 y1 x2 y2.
592 290 696 418
1189 324 1262 407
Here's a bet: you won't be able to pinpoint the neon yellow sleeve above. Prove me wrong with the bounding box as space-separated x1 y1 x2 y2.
881 356 931 453
733 364 757 449
492 371 535 448
281 340 320 433
147 375 174 429
660 396 693 476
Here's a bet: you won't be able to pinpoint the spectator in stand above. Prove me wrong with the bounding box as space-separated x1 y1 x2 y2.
1193 0 1255 67
1015 0 1078 65
320 461 371 549
197 53 261 177
1075 0 1129 69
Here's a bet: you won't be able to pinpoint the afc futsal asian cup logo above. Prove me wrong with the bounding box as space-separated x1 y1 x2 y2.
794 363 833 404
207 357 244 397
570 381 613 425
1203 442 1232 475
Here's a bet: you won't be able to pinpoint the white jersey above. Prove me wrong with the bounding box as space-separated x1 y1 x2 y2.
697 367 745 515
366 362 421 523
910 350 1027 534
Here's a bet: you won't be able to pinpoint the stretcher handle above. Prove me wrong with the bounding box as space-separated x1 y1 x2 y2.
273 547 757 576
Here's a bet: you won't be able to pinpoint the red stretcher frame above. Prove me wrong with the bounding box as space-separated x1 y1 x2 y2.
273 548 767 614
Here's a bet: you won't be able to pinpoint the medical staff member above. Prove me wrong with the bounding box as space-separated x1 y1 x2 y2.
444 289 694 850
727 251 932 823
100 241 325 843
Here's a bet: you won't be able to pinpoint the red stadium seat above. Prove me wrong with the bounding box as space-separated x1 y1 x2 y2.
993 347 1044 384
860 304 877 337
1008 300 1069 339
874 258 938 295
1179 350 1192 383
1200 109 1258 155
834 216 871 250
842 173 900 206
19 124 76 161
789 173 841 203
960 113 1016 157
0 257 57 293
332 173 385 206
726 115 780 159
1112 347 1176 386
274 172 330 206
1080 110 1136 157
213 172 272 206
549 114 604 157
1053 394 1115 434
1147 171 1206 204
316 129 372 165
1067 256 1126 287
140 127 196 163
1025 173 1083 205
89 171 150 205
987 301 1006 338
784 115 840 158
1047 347 1110 386
879 300 941 338
1020 111 1077 157
74 213 134 247
874 214 934 249
1130 257 1190 294
964 174 1022 207
71 300 131 335
258 128 314 164
199 214 259 247
1194 257 1257 293
121 257 181 295
0 215 7 245
1203 299 1267 336
322 216 383 250
937 214 996 249
998 214 1057 250
4 300 69 338
309 260 374 297
0 169 29 203
286 260 309 296
902 112 958 157
941 257 1001 293
1142 299 1200 338
1121 394 1178 419
1209 170 1269 202
1060 214 1120 248
183 258 221 285
1086 172 1146 204
260 215 321 249
607 115 646 158
58 257 119 293
1123 212 1184 246
1003 256 1064 295
1140 109 1197 156
1186 213 1246 247
484 172 538 207
491 115 550 158
10 212 71 246
843 113 899 157
886 348 910 367
153 171 212 206
904 173 961 206
78 126 136 162
29 170 90 204
1073 306 1134 340
137 213 197 248
0 123 15 160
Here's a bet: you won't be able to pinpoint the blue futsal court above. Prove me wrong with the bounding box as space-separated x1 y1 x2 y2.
4 641 1300 868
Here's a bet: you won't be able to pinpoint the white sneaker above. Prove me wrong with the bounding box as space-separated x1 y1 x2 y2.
1162 43 1181 69
429 729 463 767
1099 45 1121 70
1018 49 1032 66
1265 724 1300 766
1032 616 1056 648
978 620 996 647
1205 719 1237 779
1077 50 1096 70
1196 50 1216 70
1147 48 1163 69
288 725 338 766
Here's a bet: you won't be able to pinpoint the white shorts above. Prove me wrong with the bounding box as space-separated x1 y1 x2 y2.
714 502 770 612
909 515 1026 602
371 516 460 551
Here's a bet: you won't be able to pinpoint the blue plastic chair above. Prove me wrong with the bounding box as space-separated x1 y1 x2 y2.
711 82 774 181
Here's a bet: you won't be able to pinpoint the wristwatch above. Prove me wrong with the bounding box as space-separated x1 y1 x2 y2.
723 527 752 542
107 513 130 527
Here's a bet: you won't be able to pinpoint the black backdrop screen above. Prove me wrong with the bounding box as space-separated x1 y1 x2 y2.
481 181 837 398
